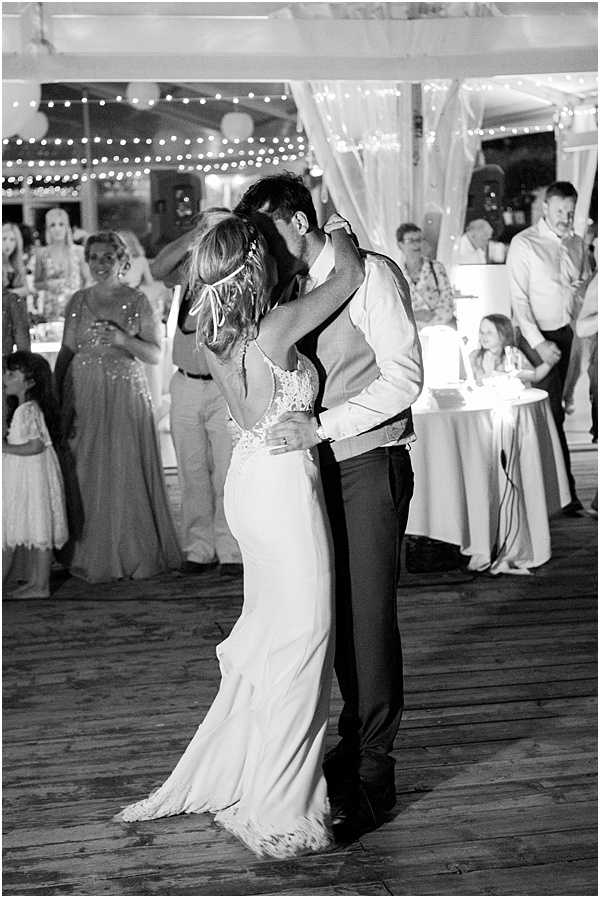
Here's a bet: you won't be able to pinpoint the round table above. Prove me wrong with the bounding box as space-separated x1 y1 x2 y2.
407 388 571 574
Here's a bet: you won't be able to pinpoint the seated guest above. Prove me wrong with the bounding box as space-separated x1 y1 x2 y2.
470 314 555 386
396 222 455 329
458 219 493 264
54 231 181 582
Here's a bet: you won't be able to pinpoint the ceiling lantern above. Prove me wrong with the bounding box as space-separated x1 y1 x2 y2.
220 112 254 142
2 81 41 137
19 110 49 141
126 81 160 109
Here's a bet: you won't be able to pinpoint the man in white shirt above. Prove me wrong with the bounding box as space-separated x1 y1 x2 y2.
150 214 243 577
458 218 493 264
237 174 423 837
507 181 589 514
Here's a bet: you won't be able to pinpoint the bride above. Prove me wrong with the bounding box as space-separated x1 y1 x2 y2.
116 210 364 858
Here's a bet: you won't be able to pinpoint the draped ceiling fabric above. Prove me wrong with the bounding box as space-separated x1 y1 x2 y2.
421 81 485 268
290 81 413 259
286 2 494 262
556 107 598 238
290 79 484 266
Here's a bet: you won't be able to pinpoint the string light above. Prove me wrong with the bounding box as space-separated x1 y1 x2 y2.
2 149 303 195
3 136 306 175
31 90 290 108
467 123 555 138
3 132 306 150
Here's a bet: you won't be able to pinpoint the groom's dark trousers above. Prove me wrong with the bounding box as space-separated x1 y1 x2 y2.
319 442 414 805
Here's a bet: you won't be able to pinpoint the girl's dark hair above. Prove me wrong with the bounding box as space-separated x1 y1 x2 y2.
84 230 131 273
5 351 62 446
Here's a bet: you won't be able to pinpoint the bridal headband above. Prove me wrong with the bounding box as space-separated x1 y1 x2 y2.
190 237 259 343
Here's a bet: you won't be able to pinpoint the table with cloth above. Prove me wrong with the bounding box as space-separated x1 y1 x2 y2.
407 388 570 574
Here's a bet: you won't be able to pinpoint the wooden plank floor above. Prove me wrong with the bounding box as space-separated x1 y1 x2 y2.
3 449 597 896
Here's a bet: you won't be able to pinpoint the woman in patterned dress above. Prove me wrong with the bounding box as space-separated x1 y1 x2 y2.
396 222 456 329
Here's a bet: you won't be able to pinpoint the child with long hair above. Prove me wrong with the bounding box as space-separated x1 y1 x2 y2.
3 351 68 598
470 313 556 386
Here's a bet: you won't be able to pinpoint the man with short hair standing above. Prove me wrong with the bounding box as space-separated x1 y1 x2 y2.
507 181 589 514
151 217 243 577
237 174 423 835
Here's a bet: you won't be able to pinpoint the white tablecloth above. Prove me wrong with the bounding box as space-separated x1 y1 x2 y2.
407 389 571 574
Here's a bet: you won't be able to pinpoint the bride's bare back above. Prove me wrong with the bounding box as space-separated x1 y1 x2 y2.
205 336 299 431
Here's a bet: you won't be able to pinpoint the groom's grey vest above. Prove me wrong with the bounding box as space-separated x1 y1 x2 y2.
300 252 415 464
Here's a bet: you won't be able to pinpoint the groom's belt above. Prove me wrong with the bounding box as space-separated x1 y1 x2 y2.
177 368 213 380
319 409 415 464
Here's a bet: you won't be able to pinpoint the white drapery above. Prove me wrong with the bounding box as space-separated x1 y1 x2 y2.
420 81 485 267
290 81 413 261
556 107 598 238
290 79 484 266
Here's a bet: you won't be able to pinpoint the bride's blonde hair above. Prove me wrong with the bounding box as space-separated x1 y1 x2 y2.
188 213 271 357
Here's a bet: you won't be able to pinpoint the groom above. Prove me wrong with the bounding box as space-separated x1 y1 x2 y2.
237 174 423 834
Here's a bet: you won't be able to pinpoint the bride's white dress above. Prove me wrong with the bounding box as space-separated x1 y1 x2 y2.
117 345 335 858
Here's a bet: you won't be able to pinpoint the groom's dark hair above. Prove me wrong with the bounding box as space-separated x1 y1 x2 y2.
236 172 319 232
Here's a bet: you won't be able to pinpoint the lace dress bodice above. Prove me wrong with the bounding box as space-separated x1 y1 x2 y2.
230 344 319 455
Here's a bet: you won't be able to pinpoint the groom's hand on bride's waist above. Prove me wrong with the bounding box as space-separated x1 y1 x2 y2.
266 412 320 454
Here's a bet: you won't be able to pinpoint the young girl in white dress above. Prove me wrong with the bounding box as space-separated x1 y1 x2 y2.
3 351 68 598
116 212 364 858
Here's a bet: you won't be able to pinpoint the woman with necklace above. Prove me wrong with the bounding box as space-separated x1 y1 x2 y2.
54 231 181 583
396 222 456 330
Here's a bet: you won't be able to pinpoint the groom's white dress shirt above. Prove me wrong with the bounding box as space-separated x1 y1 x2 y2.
305 237 423 445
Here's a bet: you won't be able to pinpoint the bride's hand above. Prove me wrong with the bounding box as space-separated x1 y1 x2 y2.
323 213 353 236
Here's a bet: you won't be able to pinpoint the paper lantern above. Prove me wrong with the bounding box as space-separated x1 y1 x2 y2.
126 81 160 108
220 112 254 142
19 110 49 140
2 81 41 137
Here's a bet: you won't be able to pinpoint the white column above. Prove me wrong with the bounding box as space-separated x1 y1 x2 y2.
79 179 98 233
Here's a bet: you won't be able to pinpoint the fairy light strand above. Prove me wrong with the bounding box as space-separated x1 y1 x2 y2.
2 148 307 195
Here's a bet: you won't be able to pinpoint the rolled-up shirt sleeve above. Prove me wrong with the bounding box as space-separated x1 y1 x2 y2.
320 260 423 442
507 237 544 349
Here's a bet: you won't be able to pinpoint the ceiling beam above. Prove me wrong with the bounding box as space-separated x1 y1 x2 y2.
498 77 589 109
4 48 597 83
3 12 597 81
